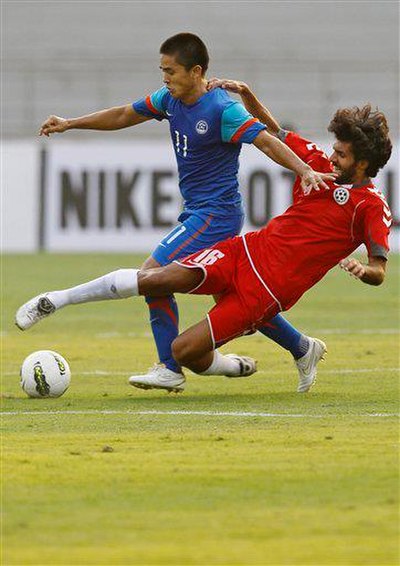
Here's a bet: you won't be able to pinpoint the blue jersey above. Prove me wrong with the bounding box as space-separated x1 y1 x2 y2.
132 87 266 217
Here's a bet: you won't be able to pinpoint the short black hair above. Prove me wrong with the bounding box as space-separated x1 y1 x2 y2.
160 33 209 75
328 104 392 177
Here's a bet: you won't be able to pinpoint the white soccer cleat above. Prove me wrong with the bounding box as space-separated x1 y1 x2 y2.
15 294 56 331
224 354 257 377
128 364 186 393
295 337 327 392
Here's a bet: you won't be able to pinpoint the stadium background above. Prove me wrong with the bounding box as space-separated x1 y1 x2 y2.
2 1 399 253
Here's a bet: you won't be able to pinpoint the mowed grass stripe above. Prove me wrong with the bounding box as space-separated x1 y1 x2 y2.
2 409 398 417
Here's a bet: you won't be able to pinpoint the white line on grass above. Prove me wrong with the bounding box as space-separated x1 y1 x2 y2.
1 410 398 418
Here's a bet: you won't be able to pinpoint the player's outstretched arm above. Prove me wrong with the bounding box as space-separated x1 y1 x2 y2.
339 256 386 286
253 130 336 193
39 105 151 137
208 78 281 135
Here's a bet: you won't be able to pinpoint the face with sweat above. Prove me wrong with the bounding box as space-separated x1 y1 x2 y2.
329 140 368 185
159 53 202 101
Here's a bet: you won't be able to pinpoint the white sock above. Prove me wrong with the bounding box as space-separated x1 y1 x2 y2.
200 350 242 377
48 269 139 309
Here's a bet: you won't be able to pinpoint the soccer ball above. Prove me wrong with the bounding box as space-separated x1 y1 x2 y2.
20 350 71 398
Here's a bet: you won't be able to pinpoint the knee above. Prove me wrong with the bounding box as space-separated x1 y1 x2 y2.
171 336 195 366
138 268 168 296
140 256 160 271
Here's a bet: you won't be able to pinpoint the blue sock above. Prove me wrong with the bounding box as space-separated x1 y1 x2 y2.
145 295 181 373
259 314 309 359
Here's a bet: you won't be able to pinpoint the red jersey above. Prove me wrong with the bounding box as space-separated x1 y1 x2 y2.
243 132 392 311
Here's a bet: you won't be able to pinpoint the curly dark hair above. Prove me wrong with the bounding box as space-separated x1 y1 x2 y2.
328 104 392 177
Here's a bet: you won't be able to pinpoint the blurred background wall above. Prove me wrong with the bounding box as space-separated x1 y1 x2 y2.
3 1 399 139
2 1 399 253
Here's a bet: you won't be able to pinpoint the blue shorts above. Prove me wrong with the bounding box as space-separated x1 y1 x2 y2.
152 210 244 266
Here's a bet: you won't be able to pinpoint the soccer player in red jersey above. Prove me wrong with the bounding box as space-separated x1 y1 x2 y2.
16 84 393 392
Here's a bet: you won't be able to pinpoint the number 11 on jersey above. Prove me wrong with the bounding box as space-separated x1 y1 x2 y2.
174 130 188 157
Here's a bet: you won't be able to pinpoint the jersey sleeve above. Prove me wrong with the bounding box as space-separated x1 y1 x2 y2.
280 131 333 173
359 196 392 259
221 102 266 144
132 86 168 121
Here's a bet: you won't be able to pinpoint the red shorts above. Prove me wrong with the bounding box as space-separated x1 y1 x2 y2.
175 236 281 348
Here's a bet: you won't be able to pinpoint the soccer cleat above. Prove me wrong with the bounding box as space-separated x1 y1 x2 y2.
295 338 327 392
15 294 56 331
128 364 186 393
224 354 257 377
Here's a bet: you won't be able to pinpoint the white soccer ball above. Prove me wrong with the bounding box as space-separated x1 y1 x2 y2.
20 350 71 398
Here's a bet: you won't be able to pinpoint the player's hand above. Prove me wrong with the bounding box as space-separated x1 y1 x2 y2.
207 78 249 94
39 115 69 137
300 168 337 194
339 257 366 280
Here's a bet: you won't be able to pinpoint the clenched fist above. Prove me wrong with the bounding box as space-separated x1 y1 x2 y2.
339 257 366 280
39 115 69 137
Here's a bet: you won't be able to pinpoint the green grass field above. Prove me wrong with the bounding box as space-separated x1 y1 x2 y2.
2 253 399 566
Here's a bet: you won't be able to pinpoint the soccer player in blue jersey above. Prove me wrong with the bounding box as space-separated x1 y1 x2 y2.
37 33 334 392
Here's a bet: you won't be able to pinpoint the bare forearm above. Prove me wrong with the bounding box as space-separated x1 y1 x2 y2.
240 85 280 134
209 78 334 192
207 79 281 134
254 131 309 176
39 104 148 136
65 106 138 131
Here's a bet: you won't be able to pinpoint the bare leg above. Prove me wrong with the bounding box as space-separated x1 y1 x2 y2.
138 263 204 296
15 263 202 332
172 319 214 373
171 319 257 378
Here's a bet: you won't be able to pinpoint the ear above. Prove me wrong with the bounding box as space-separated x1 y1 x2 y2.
191 65 203 79
356 159 369 174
